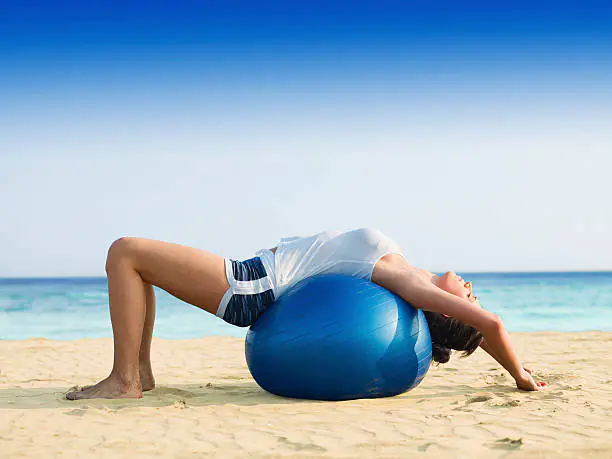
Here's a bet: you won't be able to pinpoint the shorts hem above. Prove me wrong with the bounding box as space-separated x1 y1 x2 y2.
215 258 234 318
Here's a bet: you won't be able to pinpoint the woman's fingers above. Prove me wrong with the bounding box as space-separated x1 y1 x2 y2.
523 367 547 388
516 372 547 391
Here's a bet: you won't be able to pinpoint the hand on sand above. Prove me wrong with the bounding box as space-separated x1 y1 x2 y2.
515 369 547 391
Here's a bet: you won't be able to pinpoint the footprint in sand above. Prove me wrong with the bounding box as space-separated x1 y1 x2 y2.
536 371 578 383
463 393 521 408
466 394 494 404
418 442 438 452
540 390 566 400
557 383 582 391
277 436 326 453
483 373 508 385
492 437 523 450
488 398 521 408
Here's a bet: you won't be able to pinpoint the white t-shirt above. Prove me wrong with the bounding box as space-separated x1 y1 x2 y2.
256 228 405 299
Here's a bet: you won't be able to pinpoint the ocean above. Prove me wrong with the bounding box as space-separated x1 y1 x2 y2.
1 272 611 340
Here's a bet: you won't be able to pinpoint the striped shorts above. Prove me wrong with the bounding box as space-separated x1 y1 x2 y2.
215 256 276 327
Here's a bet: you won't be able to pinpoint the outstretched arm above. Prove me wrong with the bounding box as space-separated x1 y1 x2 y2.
480 339 540 383
479 338 503 365
372 256 545 391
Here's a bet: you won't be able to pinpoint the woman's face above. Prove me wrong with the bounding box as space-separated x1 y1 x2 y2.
435 271 478 304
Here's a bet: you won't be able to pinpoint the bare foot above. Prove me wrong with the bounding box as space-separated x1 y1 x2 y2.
139 364 156 392
66 374 143 400
75 365 155 393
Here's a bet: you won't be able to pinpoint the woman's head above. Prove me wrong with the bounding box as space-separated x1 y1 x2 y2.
434 271 478 303
425 271 483 364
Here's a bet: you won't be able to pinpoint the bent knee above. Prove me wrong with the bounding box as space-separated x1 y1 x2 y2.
105 237 139 271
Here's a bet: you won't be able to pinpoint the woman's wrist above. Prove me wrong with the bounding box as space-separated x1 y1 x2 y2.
514 368 531 383
481 321 525 381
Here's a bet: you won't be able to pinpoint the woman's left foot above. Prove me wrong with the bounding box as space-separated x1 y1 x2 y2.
66 375 143 400
74 368 155 393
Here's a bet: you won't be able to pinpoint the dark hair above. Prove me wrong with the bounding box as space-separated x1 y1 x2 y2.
423 311 483 364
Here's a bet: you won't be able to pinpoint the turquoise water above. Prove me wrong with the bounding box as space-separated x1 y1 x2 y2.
1 272 611 340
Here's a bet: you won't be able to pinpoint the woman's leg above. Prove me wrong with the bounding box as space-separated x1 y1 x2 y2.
66 237 230 400
81 280 157 392
139 281 156 391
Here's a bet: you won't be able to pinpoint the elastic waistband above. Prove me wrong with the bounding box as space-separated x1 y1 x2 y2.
256 248 277 295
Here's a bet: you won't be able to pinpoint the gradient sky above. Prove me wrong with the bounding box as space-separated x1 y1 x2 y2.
1 1 611 277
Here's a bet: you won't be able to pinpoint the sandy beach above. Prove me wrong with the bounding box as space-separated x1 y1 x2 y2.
1 332 611 458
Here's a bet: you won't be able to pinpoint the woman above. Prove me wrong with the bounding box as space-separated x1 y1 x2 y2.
66 228 546 400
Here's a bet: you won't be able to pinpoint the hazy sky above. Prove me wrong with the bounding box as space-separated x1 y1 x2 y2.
1 1 611 277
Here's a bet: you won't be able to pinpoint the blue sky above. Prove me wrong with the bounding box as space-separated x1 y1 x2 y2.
1 1 611 276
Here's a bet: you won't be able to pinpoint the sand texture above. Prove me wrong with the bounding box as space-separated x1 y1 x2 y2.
1 332 611 458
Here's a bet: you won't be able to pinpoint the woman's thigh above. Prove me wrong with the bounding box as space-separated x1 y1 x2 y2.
107 237 229 315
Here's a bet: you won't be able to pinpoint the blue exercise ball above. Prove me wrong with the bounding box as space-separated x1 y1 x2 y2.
245 274 432 401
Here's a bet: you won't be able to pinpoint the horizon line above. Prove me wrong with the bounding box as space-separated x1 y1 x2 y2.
1 269 612 281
